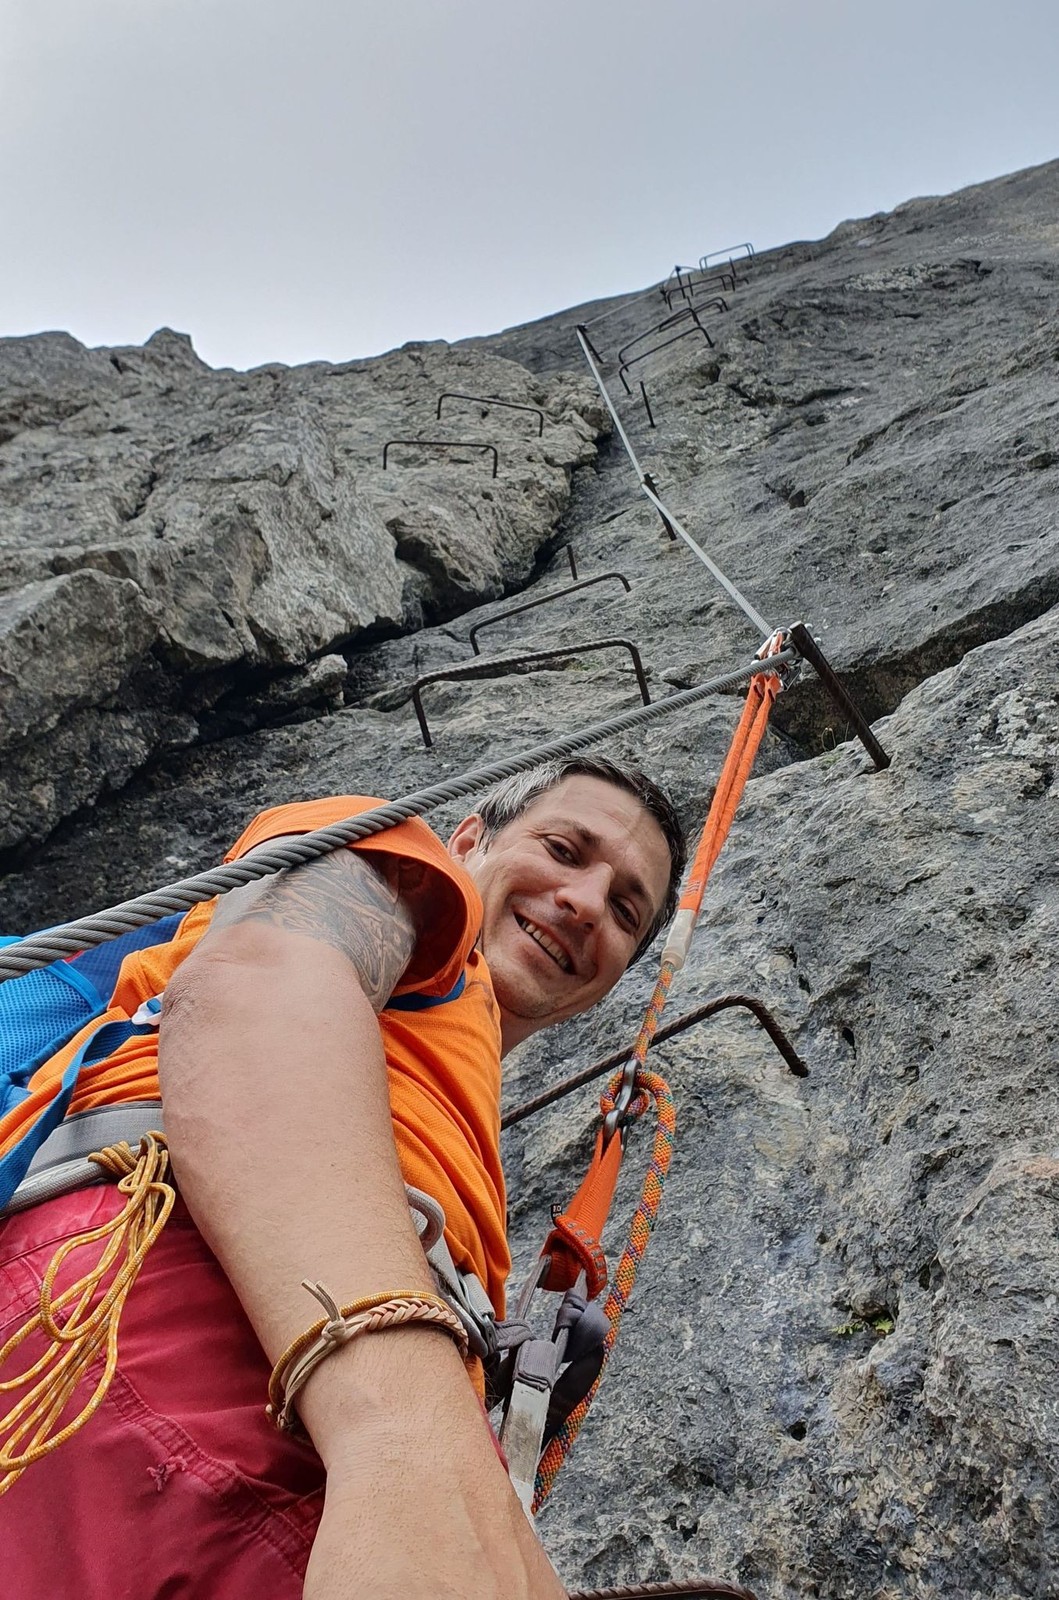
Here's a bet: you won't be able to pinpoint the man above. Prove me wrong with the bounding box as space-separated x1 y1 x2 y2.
0 755 684 1599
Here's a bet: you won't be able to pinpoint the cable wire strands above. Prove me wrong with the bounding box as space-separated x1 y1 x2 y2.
0 649 796 982
573 327 772 640
569 1580 757 1600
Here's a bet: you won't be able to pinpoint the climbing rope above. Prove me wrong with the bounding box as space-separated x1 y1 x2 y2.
0 647 795 982
534 1065 674 1512
0 1133 174 1494
518 644 787 1512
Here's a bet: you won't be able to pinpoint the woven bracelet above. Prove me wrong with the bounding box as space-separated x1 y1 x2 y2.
267 1280 470 1434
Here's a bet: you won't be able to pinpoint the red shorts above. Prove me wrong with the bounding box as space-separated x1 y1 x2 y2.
0 1187 326 1598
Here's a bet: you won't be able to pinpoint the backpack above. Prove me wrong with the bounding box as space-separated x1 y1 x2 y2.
0 916 184 1210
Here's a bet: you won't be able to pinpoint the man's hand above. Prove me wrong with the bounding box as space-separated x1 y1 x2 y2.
302 1328 566 1600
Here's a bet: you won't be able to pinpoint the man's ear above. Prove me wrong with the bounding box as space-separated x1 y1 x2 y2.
448 813 485 867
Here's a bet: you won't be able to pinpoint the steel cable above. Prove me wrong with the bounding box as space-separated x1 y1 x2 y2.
573 330 772 640
569 1582 757 1600
0 649 794 982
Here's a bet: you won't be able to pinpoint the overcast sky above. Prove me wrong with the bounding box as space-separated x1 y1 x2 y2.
4 0 1057 371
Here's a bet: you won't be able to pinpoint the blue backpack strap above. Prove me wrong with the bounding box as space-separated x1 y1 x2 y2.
0 913 184 1213
385 972 466 1013
0 1018 155 1210
40 959 105 1009
0 964 107 1109
69 914 185 996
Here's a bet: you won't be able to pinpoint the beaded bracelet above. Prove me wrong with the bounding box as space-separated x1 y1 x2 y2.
267 1280 470 1434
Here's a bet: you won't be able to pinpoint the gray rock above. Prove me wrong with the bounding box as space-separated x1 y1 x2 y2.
469 159 1059 748
0 571 154 743
0 330 603 848
511 605 1057 1600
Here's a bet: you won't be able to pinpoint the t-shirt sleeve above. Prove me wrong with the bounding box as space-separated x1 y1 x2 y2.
223 796 482 998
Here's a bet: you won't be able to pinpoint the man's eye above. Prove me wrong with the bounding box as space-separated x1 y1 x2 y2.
613 899 638 930
546 838 576 862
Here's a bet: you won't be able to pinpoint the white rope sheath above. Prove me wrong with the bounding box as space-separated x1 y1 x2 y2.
0 650 795 983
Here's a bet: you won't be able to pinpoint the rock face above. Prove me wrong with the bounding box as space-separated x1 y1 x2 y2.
2 160 1058 1598
0 329 603 851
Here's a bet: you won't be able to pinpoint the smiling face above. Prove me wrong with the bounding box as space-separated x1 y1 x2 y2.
448 774 673 1054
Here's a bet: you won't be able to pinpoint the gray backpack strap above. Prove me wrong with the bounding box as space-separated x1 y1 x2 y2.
1 1101 165 1218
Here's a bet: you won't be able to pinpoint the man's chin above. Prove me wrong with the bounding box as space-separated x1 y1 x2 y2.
489 960 569 1025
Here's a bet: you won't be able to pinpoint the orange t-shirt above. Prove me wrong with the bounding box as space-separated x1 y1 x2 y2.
0 797 509 1314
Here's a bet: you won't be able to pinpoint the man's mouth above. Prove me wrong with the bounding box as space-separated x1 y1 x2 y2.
515 914 573 974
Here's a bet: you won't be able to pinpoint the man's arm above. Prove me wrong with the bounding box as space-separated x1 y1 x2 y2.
158 844 565 1599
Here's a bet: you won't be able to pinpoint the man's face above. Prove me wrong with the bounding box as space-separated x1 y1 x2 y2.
449 775 672 1052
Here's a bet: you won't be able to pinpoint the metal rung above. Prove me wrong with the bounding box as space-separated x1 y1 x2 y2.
468 573 632 655
408 639 651 748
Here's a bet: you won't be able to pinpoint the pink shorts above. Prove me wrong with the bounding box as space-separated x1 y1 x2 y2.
0 1186 326 1598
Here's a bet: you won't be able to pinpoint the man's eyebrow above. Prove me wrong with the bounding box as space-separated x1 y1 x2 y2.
545 818 653 910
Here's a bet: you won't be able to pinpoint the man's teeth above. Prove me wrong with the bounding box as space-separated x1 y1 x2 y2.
516 916 572 972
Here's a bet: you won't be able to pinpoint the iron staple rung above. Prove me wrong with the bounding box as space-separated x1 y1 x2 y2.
501 995 809 1129
435 392 545 436
618 299 728 365
700 242 755 269
409 637 651 748
619 320 714 394
468 572 632 654
669 265 736 289
664 278 736 308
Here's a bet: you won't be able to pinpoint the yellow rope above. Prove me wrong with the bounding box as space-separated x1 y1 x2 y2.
0 1132 174 1495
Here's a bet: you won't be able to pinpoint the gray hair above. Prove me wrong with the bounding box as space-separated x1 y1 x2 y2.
475 755 686 963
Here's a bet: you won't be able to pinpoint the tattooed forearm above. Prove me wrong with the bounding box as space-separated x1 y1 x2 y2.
211 847 416 1011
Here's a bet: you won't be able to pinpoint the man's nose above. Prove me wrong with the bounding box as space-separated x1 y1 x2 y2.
556 863 610 925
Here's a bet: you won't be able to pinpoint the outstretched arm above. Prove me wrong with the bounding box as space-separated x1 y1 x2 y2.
158 844 565 1600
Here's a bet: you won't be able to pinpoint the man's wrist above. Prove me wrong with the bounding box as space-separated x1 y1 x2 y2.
297 1319 483 1469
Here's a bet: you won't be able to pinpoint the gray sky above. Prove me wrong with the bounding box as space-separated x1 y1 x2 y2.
4 0 1057 371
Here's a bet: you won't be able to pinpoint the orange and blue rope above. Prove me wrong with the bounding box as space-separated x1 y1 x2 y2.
534 1053 676 1511
532 649 785 1511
